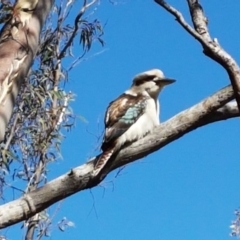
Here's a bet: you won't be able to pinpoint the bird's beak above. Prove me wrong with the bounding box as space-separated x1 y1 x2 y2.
156 78 176 85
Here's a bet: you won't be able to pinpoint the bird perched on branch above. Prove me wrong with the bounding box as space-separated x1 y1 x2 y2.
93 69 175 176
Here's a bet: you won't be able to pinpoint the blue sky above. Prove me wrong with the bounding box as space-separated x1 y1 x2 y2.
4 0 240 239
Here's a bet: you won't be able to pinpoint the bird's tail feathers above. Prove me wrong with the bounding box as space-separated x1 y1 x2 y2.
93 148 115 176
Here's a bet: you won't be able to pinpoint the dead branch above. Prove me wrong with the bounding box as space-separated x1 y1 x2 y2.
155 0 240 119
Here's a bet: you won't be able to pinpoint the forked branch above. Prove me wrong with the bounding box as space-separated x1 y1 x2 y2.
155 0 240 119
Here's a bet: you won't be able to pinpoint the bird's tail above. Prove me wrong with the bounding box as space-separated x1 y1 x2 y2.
93 148 115 176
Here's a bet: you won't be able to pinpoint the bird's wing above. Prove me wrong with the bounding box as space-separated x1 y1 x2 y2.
102 93 148 151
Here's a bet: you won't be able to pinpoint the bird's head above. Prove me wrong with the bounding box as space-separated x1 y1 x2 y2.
131 69 175 98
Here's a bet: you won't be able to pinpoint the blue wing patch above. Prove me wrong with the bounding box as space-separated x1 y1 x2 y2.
119 101 146 124
101 93 148 150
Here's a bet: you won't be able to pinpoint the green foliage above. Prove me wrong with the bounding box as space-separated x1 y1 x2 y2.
80 19 104 51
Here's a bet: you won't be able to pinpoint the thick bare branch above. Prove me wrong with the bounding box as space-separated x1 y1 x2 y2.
0 84 235 228
202 101 238 124
186 0 211 40
155 0 240 118
0 0 54 141
186 0 240 115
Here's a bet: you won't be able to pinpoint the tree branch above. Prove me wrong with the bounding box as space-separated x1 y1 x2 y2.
155 0 240 119
0 84 236 228
186 0 211 40
200 101 238 124
154 0 204 43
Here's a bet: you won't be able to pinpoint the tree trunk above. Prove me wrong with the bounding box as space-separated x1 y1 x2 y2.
0 0 53 141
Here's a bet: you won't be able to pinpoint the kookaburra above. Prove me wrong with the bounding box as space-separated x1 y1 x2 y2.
93 69 175 176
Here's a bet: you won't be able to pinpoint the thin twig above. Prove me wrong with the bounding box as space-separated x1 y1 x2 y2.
154 0 205 44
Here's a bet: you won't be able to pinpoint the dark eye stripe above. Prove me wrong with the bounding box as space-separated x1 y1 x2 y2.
134 75 154 86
